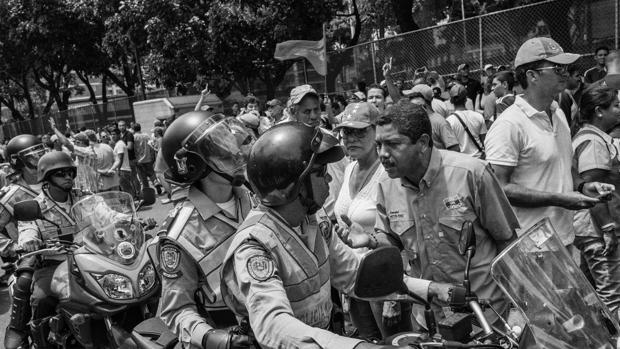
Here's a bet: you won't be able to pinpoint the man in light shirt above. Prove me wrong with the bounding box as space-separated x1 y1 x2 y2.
485 37 614 245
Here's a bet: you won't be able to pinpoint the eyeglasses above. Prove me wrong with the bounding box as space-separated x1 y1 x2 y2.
51 168 76 178
535 65 568 75
340 127 370 138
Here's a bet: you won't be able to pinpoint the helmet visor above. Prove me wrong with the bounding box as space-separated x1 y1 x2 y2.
191 116 255 176
18 143 49 169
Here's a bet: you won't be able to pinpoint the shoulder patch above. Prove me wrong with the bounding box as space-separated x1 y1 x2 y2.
160 244 182 279
247 254 275 282
319 220 331 241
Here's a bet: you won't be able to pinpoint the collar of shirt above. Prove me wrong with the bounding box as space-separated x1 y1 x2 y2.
188 185 226 221
580 123 613 143
514 95 558 119
400 147 442 191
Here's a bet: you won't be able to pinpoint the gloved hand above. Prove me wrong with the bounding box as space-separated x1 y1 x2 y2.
141 218 157 231
20 238 43 253
382 301 401 328
428 282 467 304
202 328 251 349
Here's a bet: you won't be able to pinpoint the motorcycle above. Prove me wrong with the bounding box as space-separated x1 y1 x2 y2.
353 218 620 348
12 190 179 349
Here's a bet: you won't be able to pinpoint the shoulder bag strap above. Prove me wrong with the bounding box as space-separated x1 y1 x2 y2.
451 112 484 153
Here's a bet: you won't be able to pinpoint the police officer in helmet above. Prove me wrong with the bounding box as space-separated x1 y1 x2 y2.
220 123 408 349
153 111 255 348
3 135 48 348
17 151 82 348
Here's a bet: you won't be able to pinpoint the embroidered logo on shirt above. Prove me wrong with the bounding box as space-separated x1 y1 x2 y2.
160 245 182 279
247 255 275 282
443 195 464 210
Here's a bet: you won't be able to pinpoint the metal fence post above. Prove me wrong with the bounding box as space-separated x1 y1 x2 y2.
614 0 620 50
371 42 378 84
479 16 483 74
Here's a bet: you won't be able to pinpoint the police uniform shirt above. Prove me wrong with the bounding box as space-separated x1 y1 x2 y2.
221 207 365 349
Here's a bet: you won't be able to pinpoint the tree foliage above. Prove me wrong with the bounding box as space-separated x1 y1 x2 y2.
0 0 474 118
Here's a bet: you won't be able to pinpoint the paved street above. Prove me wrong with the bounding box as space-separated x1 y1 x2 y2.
0 196 175 339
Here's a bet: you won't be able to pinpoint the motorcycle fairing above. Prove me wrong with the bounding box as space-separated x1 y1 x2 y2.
491 218 620 349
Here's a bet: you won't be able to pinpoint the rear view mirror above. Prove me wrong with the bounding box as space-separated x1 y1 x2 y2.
354 246 404 298
141 187 156 206
14 200 43 222
458 221 476 257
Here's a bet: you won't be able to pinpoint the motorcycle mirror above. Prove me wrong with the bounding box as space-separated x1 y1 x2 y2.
13 200 43 221
141 187 156 206
354 246 404 298
458 221 476 257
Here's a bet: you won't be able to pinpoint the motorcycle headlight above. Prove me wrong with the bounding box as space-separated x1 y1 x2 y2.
138 263 157 296
91 273 133 300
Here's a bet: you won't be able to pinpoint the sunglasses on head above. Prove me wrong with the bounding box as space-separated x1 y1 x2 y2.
51 168 76 178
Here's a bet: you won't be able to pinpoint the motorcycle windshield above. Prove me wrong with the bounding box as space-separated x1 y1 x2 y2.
71 191 144 265
491 218 620 349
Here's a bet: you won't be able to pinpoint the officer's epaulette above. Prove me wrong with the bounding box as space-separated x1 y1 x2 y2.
157 202 184 237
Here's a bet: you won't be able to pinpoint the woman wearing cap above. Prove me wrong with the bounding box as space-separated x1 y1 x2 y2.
333 102 411 340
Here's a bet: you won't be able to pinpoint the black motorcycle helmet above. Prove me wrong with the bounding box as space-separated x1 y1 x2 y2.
247 122 344 207
6 134 47 170
162 111 255 186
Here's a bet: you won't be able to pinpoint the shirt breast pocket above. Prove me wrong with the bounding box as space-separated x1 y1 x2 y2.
388 219 415 237
437 214 477 254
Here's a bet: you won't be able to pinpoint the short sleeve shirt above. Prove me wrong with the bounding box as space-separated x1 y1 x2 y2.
114 140 131 172
121 131 135 160
375 148 519 318
572 124 619 237
429 112 459 150
446 110 487 158
485 95 575 244
584 66 607 84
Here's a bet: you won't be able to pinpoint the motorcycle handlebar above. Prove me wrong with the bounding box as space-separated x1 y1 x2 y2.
469 300 493 336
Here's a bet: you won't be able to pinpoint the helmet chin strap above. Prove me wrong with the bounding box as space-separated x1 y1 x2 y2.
298 176 321 215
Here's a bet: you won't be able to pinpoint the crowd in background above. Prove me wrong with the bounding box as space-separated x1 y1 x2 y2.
2 38 619 342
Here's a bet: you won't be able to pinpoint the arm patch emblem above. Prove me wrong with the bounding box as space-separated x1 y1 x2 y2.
160 244 182 279
247 255 275 282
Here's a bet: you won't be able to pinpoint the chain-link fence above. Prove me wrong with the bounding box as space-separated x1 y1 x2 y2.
327 0 618 93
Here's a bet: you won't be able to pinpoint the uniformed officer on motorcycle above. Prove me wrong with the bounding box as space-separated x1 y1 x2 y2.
152 111 256 349
220 123 415 349
17 151 84 348
3 135 49 349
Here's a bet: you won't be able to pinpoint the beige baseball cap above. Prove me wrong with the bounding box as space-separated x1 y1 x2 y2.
514 37 580 68
334 102 380 130
288 84 319 106
403 84 433 103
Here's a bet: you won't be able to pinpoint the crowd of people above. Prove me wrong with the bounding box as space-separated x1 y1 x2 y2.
0 35 620 349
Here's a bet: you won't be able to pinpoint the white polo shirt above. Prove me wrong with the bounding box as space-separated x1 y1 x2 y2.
484 95 575 245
